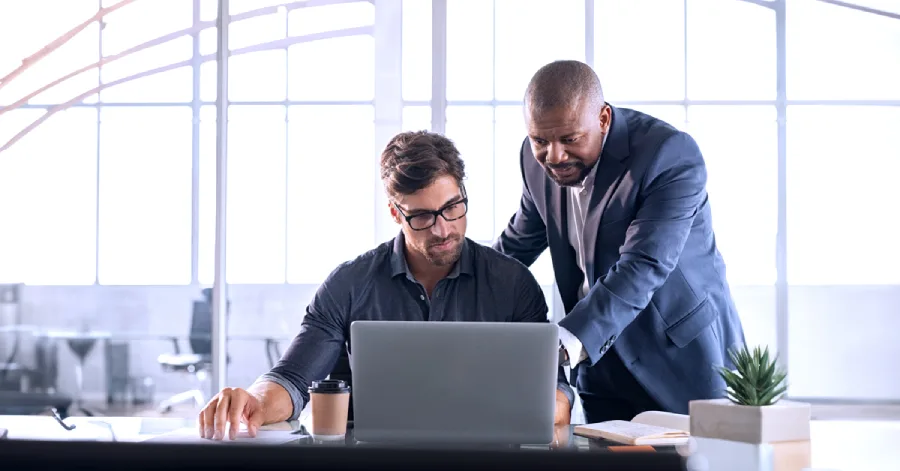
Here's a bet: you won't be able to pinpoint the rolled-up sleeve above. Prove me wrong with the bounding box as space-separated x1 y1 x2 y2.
254 271 349 421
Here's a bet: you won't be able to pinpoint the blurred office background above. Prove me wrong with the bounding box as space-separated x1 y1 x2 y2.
0 0 898 419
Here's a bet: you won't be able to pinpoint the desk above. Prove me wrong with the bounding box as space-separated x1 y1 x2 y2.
1 415 898 470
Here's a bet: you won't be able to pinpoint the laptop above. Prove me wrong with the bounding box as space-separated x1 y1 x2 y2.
349 320 559 446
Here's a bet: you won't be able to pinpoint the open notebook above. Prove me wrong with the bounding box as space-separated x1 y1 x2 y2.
573 411 690 446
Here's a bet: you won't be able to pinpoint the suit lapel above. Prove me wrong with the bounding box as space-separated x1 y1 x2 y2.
537 153 581 312
583 105 630 281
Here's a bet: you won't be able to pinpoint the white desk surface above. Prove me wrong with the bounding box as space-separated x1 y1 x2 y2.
1 416 898 470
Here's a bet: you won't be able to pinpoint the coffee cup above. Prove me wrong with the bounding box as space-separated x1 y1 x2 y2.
308 379 351 441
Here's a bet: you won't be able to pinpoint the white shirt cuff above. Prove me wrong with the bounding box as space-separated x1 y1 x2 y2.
558 325 589 366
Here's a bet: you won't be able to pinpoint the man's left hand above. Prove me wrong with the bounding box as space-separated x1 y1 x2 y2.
554 389 571 425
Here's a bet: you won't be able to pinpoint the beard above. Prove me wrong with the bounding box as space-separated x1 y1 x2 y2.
420 233 463 267
544 160 592 187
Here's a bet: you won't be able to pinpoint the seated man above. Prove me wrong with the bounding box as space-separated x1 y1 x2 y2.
199 130 574 440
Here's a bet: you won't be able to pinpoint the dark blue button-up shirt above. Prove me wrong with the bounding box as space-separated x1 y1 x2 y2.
257 233 572 420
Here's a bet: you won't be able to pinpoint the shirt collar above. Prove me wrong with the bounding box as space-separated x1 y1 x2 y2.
390 231 475 280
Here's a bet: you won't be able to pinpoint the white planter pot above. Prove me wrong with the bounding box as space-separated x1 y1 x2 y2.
689 398 811 444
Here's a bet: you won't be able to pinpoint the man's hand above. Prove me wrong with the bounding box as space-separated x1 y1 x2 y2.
554 389 571 425
198 387 267 440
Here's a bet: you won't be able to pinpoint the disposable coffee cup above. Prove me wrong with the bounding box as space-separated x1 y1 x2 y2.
308 379 351 441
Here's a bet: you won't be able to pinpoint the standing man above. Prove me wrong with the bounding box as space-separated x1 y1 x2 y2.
494 60 745 422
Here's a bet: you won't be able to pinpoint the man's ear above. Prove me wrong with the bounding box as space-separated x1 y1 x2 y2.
599 104 612 132
388 201 402 225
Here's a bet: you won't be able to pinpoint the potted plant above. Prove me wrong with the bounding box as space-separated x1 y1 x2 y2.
689 344 811 444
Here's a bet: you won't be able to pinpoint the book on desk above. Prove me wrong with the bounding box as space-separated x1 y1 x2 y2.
574 411 690 447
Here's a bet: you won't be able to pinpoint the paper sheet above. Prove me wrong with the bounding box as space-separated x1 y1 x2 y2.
142 426 301 445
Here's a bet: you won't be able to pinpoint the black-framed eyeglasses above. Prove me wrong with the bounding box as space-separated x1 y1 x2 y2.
394 196 469 231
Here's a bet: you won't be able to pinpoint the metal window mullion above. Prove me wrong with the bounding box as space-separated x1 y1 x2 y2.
95 0 103 286
191 0 202 286
431 0 447 134
284 7 290 284
373 0 404 244
585 0 594 68
211 0 231 395
775 0 790 383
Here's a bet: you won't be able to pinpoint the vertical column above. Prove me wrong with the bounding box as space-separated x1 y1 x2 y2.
431 0 447 134
191 0 201 285
584 0 595 68
211 0 230 394
373 0 404 243
774 0 789 378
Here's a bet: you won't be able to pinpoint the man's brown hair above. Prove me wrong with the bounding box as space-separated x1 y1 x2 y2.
380 130 466 200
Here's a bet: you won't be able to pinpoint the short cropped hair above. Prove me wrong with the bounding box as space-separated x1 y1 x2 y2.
380 130 466 200
524 60 605 114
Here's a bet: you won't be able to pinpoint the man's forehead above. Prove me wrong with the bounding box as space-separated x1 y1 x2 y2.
395 180 462 211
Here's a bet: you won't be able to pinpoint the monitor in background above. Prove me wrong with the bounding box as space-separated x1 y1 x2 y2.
349 321 559 446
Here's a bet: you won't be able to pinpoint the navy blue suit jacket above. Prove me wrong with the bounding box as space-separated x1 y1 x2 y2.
494 105 746 415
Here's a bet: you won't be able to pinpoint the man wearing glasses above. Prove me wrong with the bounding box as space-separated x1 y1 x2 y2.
198 130 574 441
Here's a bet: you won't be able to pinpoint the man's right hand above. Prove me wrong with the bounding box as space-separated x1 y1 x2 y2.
198 387 266 440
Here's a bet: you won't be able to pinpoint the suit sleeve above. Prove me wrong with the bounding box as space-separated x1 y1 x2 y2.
512 266 576 410
255 272 348 421
493 138 548 266
558 132 707 366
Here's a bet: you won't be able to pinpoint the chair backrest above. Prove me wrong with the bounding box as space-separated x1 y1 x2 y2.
188 289 229 355
189 301 212 355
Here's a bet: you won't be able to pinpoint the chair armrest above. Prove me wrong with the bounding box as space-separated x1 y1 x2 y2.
168 336 180 354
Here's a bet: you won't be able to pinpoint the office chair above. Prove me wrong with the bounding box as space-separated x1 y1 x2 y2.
156 289 229 413
0 390 73 417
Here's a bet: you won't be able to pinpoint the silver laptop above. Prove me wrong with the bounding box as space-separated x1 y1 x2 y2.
349 320 559 446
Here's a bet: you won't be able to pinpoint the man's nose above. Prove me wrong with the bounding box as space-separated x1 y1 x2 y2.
431 216 450 238
546 143 565 165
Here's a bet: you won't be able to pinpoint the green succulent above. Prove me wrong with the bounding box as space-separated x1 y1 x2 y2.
718 344 788 406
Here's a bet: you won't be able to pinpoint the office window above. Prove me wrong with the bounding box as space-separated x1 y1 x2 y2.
786 106 900 285
402 106 431 132
595 0 684 101
98 107 192 285
493 0 585 102
288 2 375 36
226 11 287 102
286 105 376 284
100 0 193 103
289 35 374 102
198 106 288 285
402 0 431 101
445 106 495 242
0 0 99 106
787 0 900 100
445 0 493 101
493 105 526 237
686 0 775 100
687 106 778 285
0 109 98 285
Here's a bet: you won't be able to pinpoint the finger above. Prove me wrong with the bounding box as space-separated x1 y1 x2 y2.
245 404 264 438
228 393 248 440
201 398 218 439
214 393 231 440
197 406 207 438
